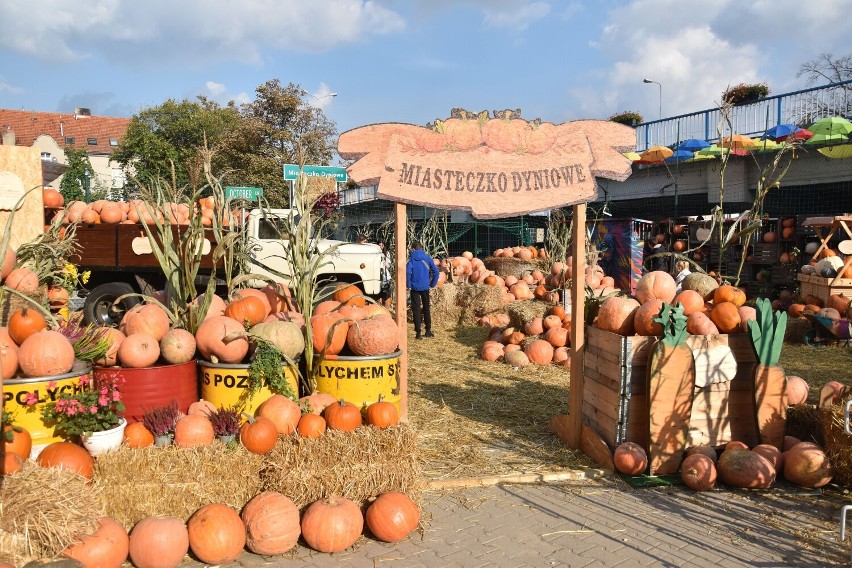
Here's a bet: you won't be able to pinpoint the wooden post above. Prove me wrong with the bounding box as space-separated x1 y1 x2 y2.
568 203 587 449
395 203 409 421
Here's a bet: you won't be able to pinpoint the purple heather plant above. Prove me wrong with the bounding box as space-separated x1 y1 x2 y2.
206 405 242 437
142 400 181 437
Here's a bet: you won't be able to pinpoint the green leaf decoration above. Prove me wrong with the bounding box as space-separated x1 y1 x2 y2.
652 302 689 347
747 298 787 366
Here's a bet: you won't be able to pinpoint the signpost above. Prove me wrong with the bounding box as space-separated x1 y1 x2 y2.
225 186 263 201
282 164 348 182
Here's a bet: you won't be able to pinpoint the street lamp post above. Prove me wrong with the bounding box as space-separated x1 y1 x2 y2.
643 79 662 120
83 170 91 203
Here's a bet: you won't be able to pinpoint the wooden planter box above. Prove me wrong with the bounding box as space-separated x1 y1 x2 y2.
798 274 852 304
583 326 760 451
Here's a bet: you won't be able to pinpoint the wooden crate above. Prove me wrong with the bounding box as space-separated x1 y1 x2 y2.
583 326 760 451
798 274 852 304
752 244 778 264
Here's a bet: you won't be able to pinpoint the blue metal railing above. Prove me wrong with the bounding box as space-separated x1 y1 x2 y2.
635 80 852 151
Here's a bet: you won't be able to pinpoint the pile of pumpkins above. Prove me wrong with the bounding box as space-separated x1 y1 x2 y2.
43 189 246 228
479 303 572 368
786 292 852 323
42 489 418 567
0 306 79 381
799 244 852 280
593 270 757 337
613 434 831 493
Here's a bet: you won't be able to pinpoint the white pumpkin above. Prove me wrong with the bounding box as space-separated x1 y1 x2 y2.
815 256 844 276
805 241 820 255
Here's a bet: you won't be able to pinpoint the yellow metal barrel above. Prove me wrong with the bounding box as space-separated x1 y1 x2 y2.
198 360 299 415
315 351 402 412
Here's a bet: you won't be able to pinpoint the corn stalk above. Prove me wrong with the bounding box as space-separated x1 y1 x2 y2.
406 211 449 258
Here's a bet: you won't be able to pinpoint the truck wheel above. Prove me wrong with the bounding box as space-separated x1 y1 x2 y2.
83 283 141 327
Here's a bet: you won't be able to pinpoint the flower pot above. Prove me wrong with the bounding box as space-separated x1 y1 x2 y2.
154 434 172 447
198 360 299 415
315 351 402 413
217 434 236 444
94 360 199 424
81 417 127 457
4 361 92 458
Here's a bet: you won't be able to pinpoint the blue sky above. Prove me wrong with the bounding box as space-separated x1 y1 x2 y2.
0 0 850 147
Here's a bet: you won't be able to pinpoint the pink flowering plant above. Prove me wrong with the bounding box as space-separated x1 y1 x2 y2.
38 374 125 438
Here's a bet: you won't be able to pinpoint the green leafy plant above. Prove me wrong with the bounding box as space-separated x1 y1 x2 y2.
246 338 297 402
721 83 769 105
608 111 643 126
39 374 125 438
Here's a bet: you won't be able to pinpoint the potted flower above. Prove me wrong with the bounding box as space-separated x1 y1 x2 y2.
205 405 241 444
142 400 181 447
39 373 126 457
608 111 644 127
722 83 770 105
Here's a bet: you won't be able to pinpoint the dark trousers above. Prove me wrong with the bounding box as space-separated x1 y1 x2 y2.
410 289 431 336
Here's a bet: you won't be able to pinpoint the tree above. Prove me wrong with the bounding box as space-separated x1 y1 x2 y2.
112 98 240 194
797 53 852 85
59 147 95 203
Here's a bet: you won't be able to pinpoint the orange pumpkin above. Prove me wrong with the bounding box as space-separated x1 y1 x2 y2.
8 307 48 346
123 422 155 448
62 517 129 568
43 188 64 208
674 290 704 316
187 504 246 565
634 271 677 304
37 441 94 479
225 295 267 327
195 315 249 363
311 313 350 356
332 283 366 307
3 424 32 460
47 286 70 308
613 442 648 475
784 443 832 488
173 415 214 448
240 415 279 454
523 339 554 365
717 449 775 489
0 246 15 281
365 492 420 543
787 304 806 318
523 317 544 336
128 516 189 568
242 492 301 555
594 296 640 335
786 376 809 405
1 452 23 475
300 495 364 553
713 284 746 307
710 302 742 334
122 304 170 341
231 288 272 319
256 394 300 436
347 316 399 356
0 333 18 380
188 399 216 417
686 312 719 335
4 267 39 293
159 328 196 365
364 395 399 428
680 454 716 492
299 392 338 416
634 299 664 336
18 330 75 377
297 413 327 438
117 333 160 368
323 399 363 432
737 305 757 334
543 326 569 348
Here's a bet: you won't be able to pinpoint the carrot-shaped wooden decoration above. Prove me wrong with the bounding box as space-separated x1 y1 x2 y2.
748 297 788 450
647 302 696 476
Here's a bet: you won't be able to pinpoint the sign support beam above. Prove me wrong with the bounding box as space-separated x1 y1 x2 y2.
395 202 409 421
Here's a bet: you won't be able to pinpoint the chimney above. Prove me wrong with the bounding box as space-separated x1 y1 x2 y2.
74 107 91 118
1 126 14 146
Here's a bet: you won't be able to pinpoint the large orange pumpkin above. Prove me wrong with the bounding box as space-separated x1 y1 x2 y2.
311 313 349 356
635 271 677 304
634 299 664 336
4 267 39 293
159 328 197 365
128 516 189 568
3 424 32 459
680 454 716 491
332 283 366 307
18 330 75 377
365 492 420 543
717 449 775 489
95 327 125 367
523 339 554 365
594 296 640 335
187 504 246 565
613 442 647 475
674 290 704 316
62 517 128 568
299 392 338 416
241 491 301 555
195 315 249 364
123 304 170 341
301 495 364 553
710 302 741 334
240 415 279 454
173 415 214 448
43 188 64 208
36 441 94 479
297 413 327 438
256 394 301 436
686 312 719 335
784 443 832 488
543 326 569 348
118 333 161 368
231 288 272 319
364 396 399 428
346 316 399 356
124 422 155 448
324 400 363 432
713 284 746 307
225 295 267 327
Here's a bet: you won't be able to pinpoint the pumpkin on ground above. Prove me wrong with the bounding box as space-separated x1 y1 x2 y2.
159 328 197 365
523 339 554 365
365 492 420 543
786 376 809 405
257 394 301 435
347 316 399 356
324 400 363 432
128 516 189 568
124 422 155 448
1 452 23 475
635 271 677 304
717 449 775 489
594 296 640 335
784 443 832 488
613 442 647 475
301 495 364 553
365 396 399 428
240 415 279 455
187 503 246 565
299 392 338 416
752 444 783 472
36 441 94 479
503 349 530 368
18 330 75 377
680 454 716 491
62 517 129 568
173 415 214 448
2 424 32 460
241 491 301 555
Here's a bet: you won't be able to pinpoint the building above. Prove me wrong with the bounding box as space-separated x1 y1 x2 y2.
0 108 131 195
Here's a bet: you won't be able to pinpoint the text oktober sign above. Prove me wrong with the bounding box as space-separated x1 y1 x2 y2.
338 109 637 219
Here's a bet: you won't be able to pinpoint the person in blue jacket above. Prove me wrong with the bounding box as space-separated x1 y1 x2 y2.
406 241 439 339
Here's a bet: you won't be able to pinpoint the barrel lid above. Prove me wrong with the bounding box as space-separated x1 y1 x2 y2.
6 360 92 384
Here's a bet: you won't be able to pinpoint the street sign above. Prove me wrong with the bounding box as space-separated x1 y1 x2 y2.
225 186 263 200
283 164 348 182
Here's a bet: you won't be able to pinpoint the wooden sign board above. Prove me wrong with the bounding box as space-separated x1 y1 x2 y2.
339 109 636 219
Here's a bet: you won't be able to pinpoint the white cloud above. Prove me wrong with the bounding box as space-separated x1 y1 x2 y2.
483 2 551 31
0 0 406 66
307 83 338 111
195 82 251 108
0 81 23 95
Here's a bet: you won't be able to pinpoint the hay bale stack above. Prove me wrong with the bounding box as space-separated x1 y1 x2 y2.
784 318 810 343
821 403 852 487
507 299 552 329
430 283 504 329
94 443 264 528
259 425 421 509
786 404 825 446
484 257 548 279
0 463 102 566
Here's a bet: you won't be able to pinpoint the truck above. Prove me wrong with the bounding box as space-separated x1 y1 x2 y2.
65 208 386 326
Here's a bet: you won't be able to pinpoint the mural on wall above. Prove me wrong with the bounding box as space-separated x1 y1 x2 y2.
338 109 636 220
589 219 648 295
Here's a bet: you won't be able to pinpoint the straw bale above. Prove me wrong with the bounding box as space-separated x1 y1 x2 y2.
94 443 264 528
259 425 422 509
507 299 552 329
0 463 102 566
785 318 810 343
0 287 47 326
484 257 549 279
429 283 504 329
786 404 824 446
821 403 852 487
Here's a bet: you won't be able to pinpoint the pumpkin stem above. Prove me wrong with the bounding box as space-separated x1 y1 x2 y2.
241 412 256 424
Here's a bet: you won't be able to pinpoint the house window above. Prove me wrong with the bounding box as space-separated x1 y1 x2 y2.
65 137 75 145
40 152 52 161
111 168 125 189
87 138 97 145
109 138 119 146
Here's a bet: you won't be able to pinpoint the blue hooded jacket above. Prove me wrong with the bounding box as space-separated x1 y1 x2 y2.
406 248 439 292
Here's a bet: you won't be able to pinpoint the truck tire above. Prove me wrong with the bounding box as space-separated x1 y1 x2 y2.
83 282 141 327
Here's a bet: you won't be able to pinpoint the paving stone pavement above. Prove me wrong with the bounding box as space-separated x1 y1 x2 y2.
179 477 852 567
